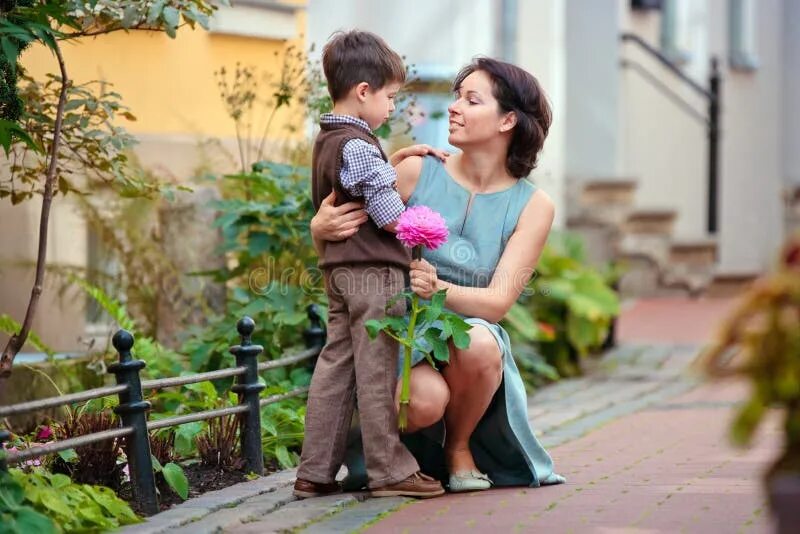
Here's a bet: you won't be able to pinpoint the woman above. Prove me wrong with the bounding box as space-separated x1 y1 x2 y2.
311 57 565 490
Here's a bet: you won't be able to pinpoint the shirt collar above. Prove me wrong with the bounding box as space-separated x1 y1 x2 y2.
320 113 371 133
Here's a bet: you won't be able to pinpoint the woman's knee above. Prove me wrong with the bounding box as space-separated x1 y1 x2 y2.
451 328 503 384
398 367 450 430
408 383 449 428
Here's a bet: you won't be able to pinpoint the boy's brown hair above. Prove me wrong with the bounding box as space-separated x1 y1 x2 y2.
322 30 406 102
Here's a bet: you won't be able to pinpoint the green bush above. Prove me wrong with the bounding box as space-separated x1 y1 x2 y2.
1 468 140 533
503 231 621 380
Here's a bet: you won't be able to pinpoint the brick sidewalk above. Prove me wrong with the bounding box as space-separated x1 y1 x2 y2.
365 380 778 533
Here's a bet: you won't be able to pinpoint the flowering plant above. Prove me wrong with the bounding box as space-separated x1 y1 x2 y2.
366 206 471 430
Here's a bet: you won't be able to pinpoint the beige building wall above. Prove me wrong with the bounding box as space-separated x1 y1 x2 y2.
1 4 307 353
618 0 710 241
711 0 785 271
618 0 787 272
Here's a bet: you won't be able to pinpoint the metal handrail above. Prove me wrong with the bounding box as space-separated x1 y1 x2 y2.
619 31 721 234
147 405 250 431
4 427 133 463
259 386 310 407
256 348 318 372
620 32 713 100
140 366 247 391
0 384 129 418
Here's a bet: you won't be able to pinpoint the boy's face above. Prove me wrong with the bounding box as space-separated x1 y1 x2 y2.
360 81 402 130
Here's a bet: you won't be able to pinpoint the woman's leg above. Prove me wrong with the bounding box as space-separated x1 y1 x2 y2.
441 325 503 473
395 363 450 433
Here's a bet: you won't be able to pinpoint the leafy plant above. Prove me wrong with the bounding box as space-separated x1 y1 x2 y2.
52 410 125 490
507 231 620 378
6 467 140 532
260 395 306 470
196 414 241 469
150 454 189 501
701 235 800 477
0 468 57 534
72 276 185 378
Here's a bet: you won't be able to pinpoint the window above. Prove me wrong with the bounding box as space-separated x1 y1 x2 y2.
660 0 691 64
209 1 300 41
729 0 759 71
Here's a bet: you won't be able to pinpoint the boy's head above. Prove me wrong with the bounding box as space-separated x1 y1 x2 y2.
322 30 405 130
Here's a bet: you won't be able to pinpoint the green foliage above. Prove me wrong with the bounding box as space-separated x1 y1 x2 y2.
0 468 56 534
503 231 620 379
72 276 185 378
0 313 53 355
365 289 472 367
150 456 189 500
701 238 800 475
6 468 140 532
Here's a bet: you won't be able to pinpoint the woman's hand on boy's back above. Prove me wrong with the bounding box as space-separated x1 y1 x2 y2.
389 144 450 167
310 191 369 241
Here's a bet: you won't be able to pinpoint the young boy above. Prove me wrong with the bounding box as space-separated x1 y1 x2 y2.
294 30 444 499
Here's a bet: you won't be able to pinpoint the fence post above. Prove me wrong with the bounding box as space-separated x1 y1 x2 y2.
230 316 265 475
304 304 326 369
0 429 9 472
109 330 158 515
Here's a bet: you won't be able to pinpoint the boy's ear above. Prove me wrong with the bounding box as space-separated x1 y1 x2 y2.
355 82 371 103
499 111 517 133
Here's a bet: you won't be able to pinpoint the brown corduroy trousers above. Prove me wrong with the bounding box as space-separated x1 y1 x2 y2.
296 264 419 488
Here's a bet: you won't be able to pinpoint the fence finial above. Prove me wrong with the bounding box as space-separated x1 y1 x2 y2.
112 329 134 358
237 316 256 342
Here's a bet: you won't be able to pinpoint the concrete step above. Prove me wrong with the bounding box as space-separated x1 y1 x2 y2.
616 252 694 298
567 178 639 227
669 238 718 267
581 179 639 206
705 271 759 298
623 209 678 235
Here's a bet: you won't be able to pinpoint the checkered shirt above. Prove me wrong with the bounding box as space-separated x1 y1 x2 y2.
320 113 405 228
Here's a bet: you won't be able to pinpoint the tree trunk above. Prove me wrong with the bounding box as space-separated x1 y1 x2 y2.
0 41 70 379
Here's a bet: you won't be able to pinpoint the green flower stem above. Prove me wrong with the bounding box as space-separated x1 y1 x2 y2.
399 293 419 431
399 245 424 430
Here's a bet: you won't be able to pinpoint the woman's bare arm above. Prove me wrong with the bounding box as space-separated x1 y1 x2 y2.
409 189 555 323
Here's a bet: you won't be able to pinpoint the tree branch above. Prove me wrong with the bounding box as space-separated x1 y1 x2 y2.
0 40 70 378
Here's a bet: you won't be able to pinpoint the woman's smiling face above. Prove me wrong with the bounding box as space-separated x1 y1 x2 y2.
447 70 507 148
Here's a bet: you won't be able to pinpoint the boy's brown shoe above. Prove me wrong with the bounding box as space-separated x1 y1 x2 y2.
293 478 342 499
370 471 445 498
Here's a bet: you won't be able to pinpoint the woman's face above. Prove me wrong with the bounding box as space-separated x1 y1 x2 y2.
448 70 510 148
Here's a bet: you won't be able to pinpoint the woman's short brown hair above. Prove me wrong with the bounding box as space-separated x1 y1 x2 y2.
322 30 406 102
453 58 552 178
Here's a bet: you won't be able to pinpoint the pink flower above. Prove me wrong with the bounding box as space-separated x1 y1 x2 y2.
396 206 449 250
35 426 53 442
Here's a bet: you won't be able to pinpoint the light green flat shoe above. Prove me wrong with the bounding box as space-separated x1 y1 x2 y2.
448 470 492 493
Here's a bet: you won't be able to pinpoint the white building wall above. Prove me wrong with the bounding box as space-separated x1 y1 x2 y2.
307 0 497 77
784 0 800 189
619 0 710 241
710 0 785 271
565 0 621 178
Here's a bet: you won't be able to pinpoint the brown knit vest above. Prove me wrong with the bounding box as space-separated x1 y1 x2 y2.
311 121 411 270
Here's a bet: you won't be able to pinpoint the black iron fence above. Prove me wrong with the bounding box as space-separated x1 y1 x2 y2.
0 305 325 516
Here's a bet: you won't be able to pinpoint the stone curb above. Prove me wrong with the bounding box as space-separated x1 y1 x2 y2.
118 469 297 533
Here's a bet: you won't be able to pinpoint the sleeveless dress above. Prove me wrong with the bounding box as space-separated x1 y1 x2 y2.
400 156 565 487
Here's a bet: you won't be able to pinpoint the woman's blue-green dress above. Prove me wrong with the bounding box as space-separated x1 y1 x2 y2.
395 156 564 487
